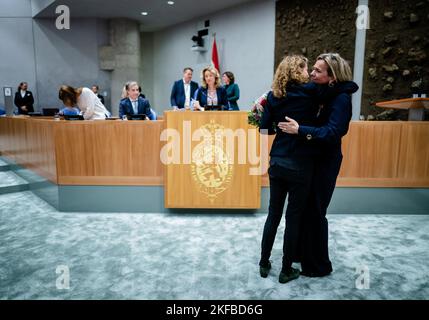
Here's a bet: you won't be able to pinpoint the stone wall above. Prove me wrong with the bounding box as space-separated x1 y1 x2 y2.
275 0 429 118
275 0 357 74
363 0 429 118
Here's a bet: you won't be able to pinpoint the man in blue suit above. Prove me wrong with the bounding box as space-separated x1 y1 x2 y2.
119 81 154 120
170 67 199 109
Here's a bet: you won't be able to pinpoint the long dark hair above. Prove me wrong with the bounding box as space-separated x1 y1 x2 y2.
59 85 78 106
17 82 27 91
223 71 235 84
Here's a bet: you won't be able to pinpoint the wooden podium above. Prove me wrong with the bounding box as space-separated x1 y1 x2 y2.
376 98 429 121
164 111 261 209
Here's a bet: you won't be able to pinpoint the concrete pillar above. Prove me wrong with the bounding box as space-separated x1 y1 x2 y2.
352 0 369 120
100 19 141 116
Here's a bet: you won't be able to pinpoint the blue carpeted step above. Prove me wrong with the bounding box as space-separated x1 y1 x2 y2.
0 171 30 195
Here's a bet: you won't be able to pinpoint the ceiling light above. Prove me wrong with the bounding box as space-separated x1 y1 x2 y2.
141 12 148 16
167 1 175 5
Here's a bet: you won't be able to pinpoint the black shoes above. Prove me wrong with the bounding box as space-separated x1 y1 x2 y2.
260 262 302 283
279 267 300 284
259 261 272 278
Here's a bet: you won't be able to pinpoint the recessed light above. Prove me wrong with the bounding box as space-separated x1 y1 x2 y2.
167 1 175 5
141 12 148 16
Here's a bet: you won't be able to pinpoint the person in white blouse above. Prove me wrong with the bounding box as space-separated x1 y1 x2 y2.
58 85 110 120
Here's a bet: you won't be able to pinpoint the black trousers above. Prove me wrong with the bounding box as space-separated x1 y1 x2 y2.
260 158 314 271
300 152 343 275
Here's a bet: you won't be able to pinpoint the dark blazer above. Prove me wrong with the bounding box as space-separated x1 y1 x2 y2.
297 84 358 155
14 90 34 114
194 86 228 109
170 80 199 109
224 83 240 110
297 82 358 277
260 81 359 159
119 97 153 120
260 82 321 159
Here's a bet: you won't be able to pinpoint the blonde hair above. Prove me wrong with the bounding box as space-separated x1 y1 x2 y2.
272 55 309 98
201 66 221 89
120 86 128 99
121 81 139 99
316 53 352 82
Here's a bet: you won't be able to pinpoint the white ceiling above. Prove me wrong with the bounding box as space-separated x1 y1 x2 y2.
33 0 258 31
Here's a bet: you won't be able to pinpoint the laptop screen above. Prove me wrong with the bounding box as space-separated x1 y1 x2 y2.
126 114 147 120
64 114 84 120
42 108 60 116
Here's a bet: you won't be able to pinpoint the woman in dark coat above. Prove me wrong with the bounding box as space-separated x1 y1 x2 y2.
259 54 358 284
259 55 320 284
278 53 358 277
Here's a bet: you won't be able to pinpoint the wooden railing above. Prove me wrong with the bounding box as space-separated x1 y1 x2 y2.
1 117 428 188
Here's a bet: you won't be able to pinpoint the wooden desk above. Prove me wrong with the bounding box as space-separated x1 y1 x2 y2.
259 121 429 188
376 98 429 121
1 117 428 192
0 117 165 185
54 119 165 185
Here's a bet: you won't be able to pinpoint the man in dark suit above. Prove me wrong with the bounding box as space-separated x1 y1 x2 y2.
118 81 153 120
170 67 198 109
91 85 105 105
14 82 34 115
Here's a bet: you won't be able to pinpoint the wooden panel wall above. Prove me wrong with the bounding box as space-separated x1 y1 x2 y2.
54 120 165 185
0 117 57 183
1 118 428 189
260 121 429 187
338 121 429 187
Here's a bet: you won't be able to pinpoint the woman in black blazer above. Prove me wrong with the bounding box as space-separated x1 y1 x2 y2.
259 55 320 284
193 66 228 110
277 53 358 278
258 55 358 284
14 82 34 114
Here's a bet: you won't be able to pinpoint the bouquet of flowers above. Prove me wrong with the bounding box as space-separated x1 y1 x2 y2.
248 92 268 127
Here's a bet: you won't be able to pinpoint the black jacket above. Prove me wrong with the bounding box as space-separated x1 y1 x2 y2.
194 86 228 109
260 81 358 159
298 92 355 155
14 90 34 114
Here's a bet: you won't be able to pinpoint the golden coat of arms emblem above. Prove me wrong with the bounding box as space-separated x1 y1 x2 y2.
190 121 234 202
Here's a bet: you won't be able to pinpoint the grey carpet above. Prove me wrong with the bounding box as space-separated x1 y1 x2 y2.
0 191 428 300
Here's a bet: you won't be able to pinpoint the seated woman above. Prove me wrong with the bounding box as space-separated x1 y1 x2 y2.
59 105 80 116
119 82 155 120
193 66 228 110
58 85 109 120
